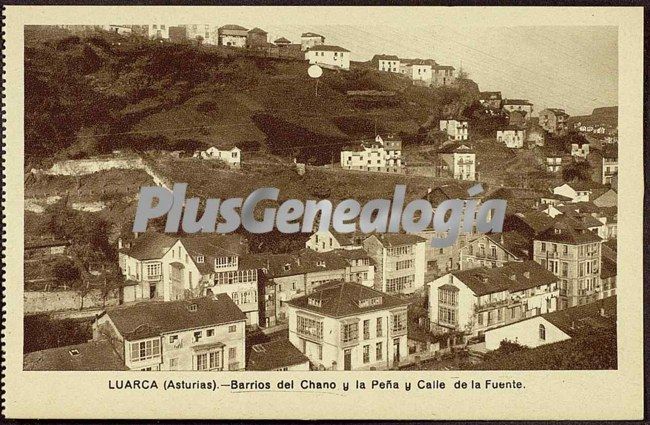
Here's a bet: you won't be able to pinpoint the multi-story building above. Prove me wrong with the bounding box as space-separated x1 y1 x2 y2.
459 232 529 270
552 181 601 203
429 261 560 336
437 143 476 181
340 135 403 173
502 99 534 118
118 233 260 325
539 108 570 134
588 145 618 185
286 281 409 370
305 45 350 70
431 64 456 86
181 24 220 45
375 54 400 73
496 126 526 148
305 230 364 252
570 142 590 158
246 27 268 49
532 217 602 309
439 119 469 141
93 296 247 371
147 24 171 40
218 24 248 47
301 32 326 51
252 248 375 327
399 59 432 82
362 234 426 295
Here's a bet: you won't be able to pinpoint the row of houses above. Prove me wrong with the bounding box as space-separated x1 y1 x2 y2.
374 55 456 87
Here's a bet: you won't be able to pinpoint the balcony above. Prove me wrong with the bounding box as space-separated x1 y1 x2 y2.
340 336 359 348
476 298 509 312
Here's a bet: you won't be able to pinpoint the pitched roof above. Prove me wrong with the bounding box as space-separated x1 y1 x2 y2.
503 99 532 106
274 37 292 44
600 255 617 279
535 216 602 244
425 182 485 204
544 108 570 117
301 32 325 38
219 24 248 31
437 143 475 154
242 248 350 279
179 234 248 274
451 261 558 295
512 210 556 234
247 339 309 371
120 232 176 261
374 54 400 61
370 233 427 247
484 231 531 259
479 91 502 99
104 295 246 340
23 340 128 371
286 280 408 318
306 44 349 52
543 296 616 337
248 27 267 34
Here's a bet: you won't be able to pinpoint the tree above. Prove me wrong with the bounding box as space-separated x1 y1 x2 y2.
51 257 81 290
562 161 593 182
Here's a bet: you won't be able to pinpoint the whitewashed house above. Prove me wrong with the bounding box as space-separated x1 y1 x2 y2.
376 54 400 73
571 142 590 158
340 135 403 173
197 146 241 168
437 143 476 181
305 45 350 70
300 32 326 51
439 119 469 141
497 127 526 148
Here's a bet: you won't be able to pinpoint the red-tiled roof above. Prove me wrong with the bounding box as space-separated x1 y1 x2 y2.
104 295 246 340
451 261 558 295
535 216 602 244
241 248 350 279
543 296 616 337
247 339 309 371
120 232 176 261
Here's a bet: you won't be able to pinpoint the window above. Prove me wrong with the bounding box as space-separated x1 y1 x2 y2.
146 263 161 277
376 342 383 360
376 318 383 337
541 242 546 252
341 322 359 343
539 324 546 340
229 347 237 359
395 259 414 270
130 339 160 362
169 335 178 344
391 312 406 332
196 351 221 371
363 345 370 363
193 331 202 342
207 329 214 337
478 312 484 326
228 325 237 333
438 306 457 325
297 316 324 339
169 358 178 370
318 344 323 360
386 275 415 293
363 320 370 340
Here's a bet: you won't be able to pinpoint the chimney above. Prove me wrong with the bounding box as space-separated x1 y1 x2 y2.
117 237 123 250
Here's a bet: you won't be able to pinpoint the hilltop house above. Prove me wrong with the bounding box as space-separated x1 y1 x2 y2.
375 54 400 73
399 59 433 83
437 143 476 181
305 45 350 70
274 37 292 47
94 296 247 371
502 99 533 118
439 119 469 141
362 234 426 295
195 146 241 168
147 24 171 40
431 64 456 86
539 108 570 134
484 295 615 351
429 261 560 336
479 91 503 109
532 217 602 309
496 126 526 149
181 24 219 45
340 135 403 173
570 141 590 159
301 32 326 51
218 24 248 47
246 27 268 49
286 281 409 370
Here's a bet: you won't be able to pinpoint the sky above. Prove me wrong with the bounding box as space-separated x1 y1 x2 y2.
260 25 617 116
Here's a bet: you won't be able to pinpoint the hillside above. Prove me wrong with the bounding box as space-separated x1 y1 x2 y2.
568 106 618 127
25 26 479 165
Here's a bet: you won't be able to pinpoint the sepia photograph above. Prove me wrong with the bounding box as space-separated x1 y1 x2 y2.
2 5 644 421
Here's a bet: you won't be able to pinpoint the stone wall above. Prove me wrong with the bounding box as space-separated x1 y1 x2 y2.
24 289 119 314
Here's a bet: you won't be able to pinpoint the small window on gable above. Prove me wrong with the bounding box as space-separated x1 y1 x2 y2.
539 324 546 340
283 263 291 272
196 255 204 263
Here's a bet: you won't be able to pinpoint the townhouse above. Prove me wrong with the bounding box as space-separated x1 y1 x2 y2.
496 126 526 149
539 108 570 134
218 24 248 47
252 248 375 327
305 45 350 70
532 217 602 309
437 143 476 181
362 233 426 295
301 32 326 51
484 295 615 351
439 119 469 141
93 296 247 371
286 281 409 370
459 232 529 270
587 145 618 185
340 135 403 173
429 261 560 336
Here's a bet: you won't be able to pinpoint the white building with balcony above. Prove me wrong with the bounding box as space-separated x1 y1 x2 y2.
305 45 350 70
340 135 403 173
428 261 559 336
286 281 409 370
93 296 247 371
437 143 476 181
